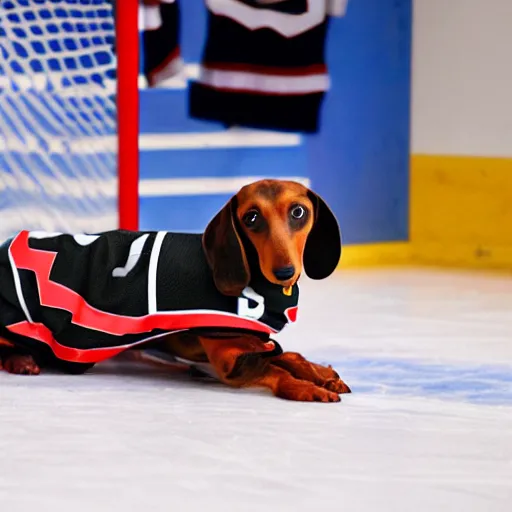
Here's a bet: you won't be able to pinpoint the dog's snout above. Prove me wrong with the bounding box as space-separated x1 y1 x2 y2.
273 265 295 281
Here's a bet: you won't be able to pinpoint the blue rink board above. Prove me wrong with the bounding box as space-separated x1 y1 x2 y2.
140 194 232 233
139 146 307 180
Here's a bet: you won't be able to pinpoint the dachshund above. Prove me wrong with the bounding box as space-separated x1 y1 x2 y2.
0 179 350 402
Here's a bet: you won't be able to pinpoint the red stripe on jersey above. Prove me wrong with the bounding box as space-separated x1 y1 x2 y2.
147 46 181 84
9 231 275 339
6 321 135 363
284 306 298 323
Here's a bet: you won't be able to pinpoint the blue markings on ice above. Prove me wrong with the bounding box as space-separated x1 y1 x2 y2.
327 356 512 406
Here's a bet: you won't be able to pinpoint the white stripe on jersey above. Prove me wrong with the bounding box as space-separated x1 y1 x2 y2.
205 0 327 37
148 231 166 315
112 234 149 278
198 68 330 94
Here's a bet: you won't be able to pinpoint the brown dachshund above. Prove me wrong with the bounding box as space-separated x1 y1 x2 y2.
0 179 350 402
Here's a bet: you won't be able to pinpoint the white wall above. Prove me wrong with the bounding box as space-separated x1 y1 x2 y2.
411 0 512 157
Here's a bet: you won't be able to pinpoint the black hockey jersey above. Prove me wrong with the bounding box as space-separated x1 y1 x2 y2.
189 0 348 132
0 230 299 364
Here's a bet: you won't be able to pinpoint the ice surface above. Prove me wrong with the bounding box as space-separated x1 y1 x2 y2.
1 268 511 512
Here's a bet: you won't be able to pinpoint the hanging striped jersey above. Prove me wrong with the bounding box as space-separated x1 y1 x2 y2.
188 0 349 132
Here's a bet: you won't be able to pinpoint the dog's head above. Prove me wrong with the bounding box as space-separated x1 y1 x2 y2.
202 179 341 296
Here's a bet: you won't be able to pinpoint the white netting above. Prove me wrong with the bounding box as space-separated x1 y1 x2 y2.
0 0 118 240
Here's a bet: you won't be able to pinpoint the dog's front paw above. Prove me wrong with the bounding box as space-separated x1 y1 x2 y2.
2 355 41 375
276 380 340 403
310 363 351 394
324 376 351 394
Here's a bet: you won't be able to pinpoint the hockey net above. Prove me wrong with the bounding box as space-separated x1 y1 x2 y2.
0 0 119 241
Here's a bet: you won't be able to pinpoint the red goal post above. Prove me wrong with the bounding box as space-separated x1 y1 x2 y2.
116 0 139 231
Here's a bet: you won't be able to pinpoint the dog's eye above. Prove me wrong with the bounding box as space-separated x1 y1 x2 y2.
243 210 260 228
290 205 306 220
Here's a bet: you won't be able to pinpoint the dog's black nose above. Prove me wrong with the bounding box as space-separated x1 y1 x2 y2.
273 266 295 281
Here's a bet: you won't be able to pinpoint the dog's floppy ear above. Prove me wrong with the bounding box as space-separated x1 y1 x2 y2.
202 197 250 296
303 190 342 280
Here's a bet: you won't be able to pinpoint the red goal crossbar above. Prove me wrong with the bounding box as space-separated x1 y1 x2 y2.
116 0 140 231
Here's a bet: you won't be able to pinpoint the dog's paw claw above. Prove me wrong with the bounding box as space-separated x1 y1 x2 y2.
277 381 341 403
313 389 340 402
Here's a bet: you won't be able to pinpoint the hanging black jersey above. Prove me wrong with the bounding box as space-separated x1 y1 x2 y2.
188 0 349 132
142 0 183 87
0 230 299 364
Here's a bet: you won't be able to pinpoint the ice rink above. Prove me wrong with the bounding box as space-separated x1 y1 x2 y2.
1 268 511 512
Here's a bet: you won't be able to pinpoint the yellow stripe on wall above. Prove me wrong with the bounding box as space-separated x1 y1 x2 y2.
410 155 512 271
339 242 410 268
